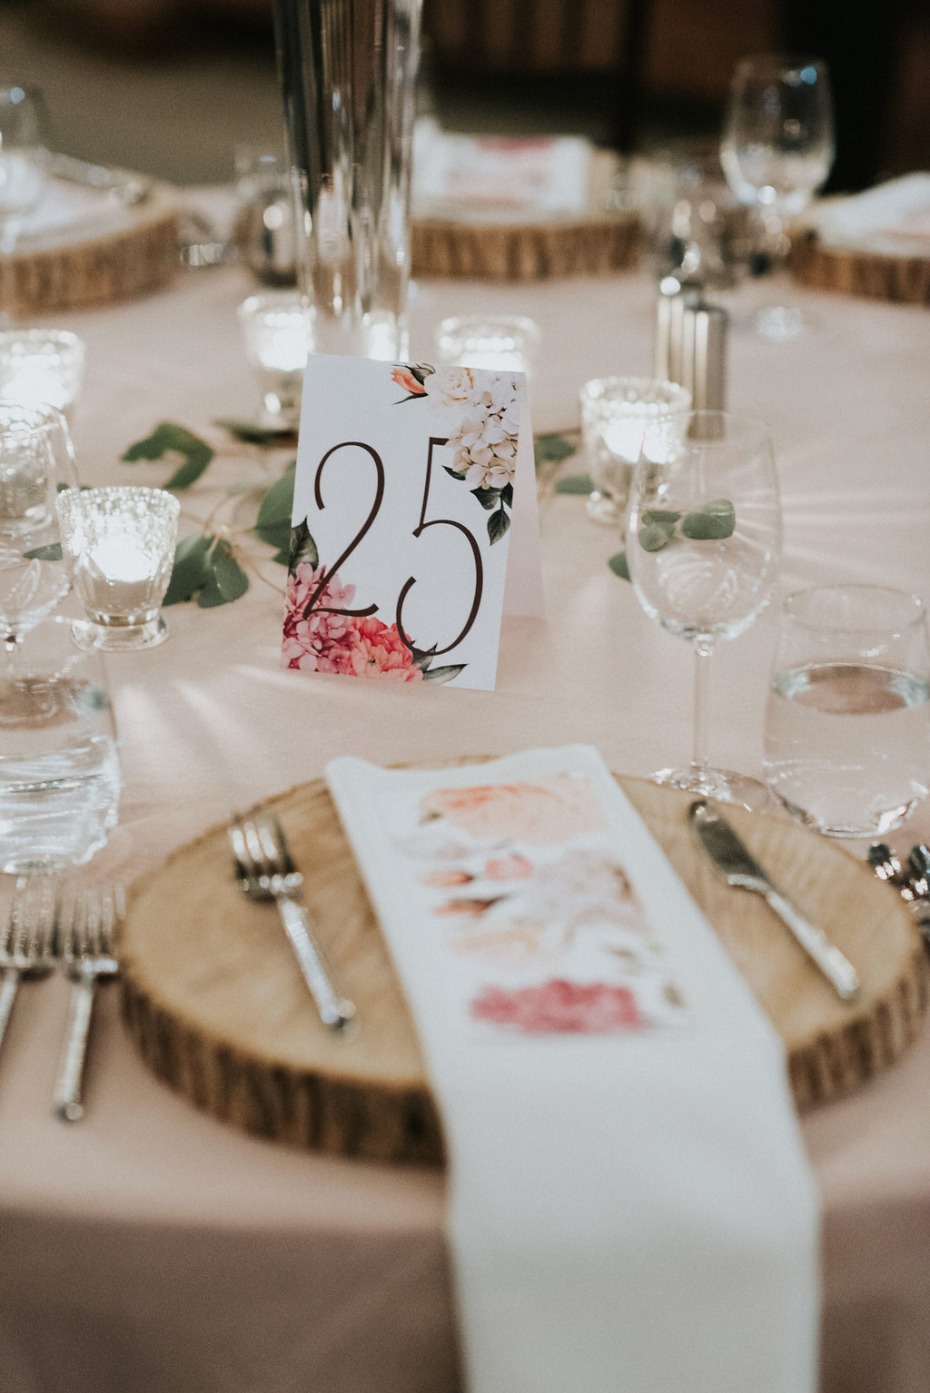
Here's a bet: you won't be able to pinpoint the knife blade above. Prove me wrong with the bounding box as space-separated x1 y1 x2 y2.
689 799 861 1003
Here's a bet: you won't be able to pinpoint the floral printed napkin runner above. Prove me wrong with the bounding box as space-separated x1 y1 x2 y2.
326 746 819 1393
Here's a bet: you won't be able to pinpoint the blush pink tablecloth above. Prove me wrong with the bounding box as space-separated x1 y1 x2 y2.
0 249 929 1393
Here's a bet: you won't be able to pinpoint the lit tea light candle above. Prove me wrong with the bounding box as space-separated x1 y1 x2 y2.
238 291 313 427
0 330 86 418
580 376 692 525
435 314 540 379
56 485 180 651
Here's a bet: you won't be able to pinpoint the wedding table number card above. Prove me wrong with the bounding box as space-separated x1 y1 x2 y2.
282 354 543 690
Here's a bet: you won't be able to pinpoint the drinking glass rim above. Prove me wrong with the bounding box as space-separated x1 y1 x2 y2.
783 583 927 635
56 483 180 521
638 408 773 446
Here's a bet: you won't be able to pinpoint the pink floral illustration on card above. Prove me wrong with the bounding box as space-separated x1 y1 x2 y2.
282 563 423 681
420 775 604 846
471 979 643 1033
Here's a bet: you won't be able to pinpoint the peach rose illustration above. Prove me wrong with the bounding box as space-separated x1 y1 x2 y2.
470 979 643 1033
420 775 604 846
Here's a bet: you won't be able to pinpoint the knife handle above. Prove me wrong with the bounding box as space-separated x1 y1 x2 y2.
764 889 861 1002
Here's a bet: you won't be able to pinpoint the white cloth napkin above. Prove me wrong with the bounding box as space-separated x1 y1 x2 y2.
326 746 819 1393
811 173 930 254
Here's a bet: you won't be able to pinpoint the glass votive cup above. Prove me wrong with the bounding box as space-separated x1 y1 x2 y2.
0 329 86 420
0 614 121 873
763 584 930 838
237 290 313 427
55 485 180 652
434 314 541 378
580 375 692 525
0 400 77 538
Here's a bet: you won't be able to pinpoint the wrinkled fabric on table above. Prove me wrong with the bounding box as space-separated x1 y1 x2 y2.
0 254 928 1393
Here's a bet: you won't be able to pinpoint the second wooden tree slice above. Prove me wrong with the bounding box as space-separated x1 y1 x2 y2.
121 774 928 1165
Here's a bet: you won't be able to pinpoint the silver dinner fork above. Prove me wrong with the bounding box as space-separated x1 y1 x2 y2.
0 877 58 1059
53 882 124 1122
228 811 355 1033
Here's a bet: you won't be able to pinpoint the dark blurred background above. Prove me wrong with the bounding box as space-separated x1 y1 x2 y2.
1 0 927 189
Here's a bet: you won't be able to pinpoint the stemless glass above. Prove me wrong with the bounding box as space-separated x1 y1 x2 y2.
625 409 782 808
763 585 930 837
0 85 46 256
721 54 834 341
0 402 79 662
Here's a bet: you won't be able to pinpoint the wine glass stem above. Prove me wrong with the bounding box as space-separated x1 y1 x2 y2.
691 638 715 782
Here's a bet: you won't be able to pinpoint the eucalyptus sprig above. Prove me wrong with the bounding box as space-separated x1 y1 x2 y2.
608 499 736 582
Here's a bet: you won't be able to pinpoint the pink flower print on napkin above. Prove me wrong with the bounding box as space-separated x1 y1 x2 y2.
420 776 604 846
471 978 643 1033
483 852 533 881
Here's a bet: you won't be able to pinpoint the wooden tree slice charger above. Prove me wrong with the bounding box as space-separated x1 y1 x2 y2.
0 175 179 317
789 229 930 307
409 150 639 282
121 773 928 1165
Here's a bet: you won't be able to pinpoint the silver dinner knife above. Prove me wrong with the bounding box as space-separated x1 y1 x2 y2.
689 799 861 1003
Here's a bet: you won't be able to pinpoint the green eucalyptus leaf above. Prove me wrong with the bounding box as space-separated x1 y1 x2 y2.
23 542 62 561
534 433 575 465
487 506 511 545
470 485 502 511
196 539 249 608
681 498 736 540
641 509 682 526
162 533 213 606
608 551 631 581
421 663 466 684
255 462 297 530
638 518 677 552
555 473 595 495
215 418 298 446
122 422 214 491
287 518 319 571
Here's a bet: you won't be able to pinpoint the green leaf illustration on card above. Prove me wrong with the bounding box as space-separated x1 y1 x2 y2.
488 507 511 545
422 663 467 684
122 422 215 490
288 517 319 570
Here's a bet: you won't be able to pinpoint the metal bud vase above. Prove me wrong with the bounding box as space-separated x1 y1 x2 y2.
273 0 423 360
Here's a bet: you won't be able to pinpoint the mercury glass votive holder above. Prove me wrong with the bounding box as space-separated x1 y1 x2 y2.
237 290 313 427
580 375 692 525
55 486 180 651
0 329 86 420
435 314 541 378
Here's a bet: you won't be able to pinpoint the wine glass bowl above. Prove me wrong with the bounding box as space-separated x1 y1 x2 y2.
626 410 782 808
721 54 834 340
0 85 46 256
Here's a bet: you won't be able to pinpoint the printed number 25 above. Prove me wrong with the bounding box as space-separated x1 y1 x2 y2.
396 436 484 656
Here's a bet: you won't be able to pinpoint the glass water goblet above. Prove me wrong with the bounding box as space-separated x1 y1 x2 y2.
720 54 834 341
0 403 79 699
625 409 782 809
0 85 46 257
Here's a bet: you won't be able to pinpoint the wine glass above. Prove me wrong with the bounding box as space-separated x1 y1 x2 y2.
0 85 46 255
625 410 782 809
0 403 79 714
720 54 834 341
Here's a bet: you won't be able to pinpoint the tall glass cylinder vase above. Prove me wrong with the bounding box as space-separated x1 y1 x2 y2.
273 0 423 360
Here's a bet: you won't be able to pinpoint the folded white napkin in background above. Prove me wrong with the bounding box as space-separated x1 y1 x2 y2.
326 746 819 1393
812 173 930 254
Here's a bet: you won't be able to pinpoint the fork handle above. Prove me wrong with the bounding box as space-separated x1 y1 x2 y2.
54 973 96 1122
0 967 21 1058
277 896 355 1032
